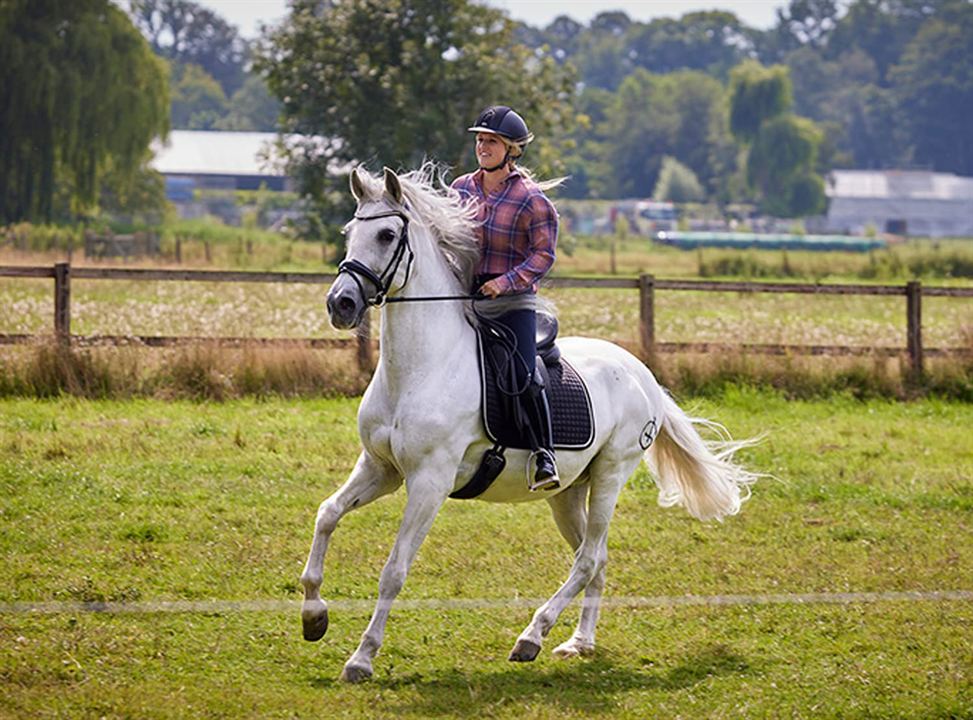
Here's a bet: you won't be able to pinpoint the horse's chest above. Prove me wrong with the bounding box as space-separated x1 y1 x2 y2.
359 396 475 471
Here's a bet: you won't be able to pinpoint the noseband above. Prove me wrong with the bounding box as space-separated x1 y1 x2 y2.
337 210 413 307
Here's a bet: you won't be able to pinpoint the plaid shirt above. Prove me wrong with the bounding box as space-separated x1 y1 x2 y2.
451 169 558 294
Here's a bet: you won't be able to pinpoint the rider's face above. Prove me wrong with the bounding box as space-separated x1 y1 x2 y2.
476 133 507 170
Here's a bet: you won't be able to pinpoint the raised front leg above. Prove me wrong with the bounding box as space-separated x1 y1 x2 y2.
341 471 453 683
301 451 400 642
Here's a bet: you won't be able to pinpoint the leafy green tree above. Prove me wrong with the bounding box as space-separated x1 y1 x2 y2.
653 156 705 202
728 61 793 142
747 115 826 216
827 0 951 83
0 0 169 223
170 63 228 129
625 11 755 79
559 87 614 199
256 0 574 209
572 15 632 90
890 1 973 175
215 75 282 132
129 0 248 95
763 0 840 59
599 69 733 198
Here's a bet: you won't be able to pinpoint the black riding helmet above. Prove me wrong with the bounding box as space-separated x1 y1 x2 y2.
467 105 533 146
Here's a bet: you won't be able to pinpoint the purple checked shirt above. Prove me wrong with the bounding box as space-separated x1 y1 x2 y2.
451 169 558 294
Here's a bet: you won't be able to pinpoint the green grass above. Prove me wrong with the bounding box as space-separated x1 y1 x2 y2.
1 392 971 717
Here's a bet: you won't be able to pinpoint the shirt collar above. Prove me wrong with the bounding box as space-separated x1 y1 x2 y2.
473 167 522 191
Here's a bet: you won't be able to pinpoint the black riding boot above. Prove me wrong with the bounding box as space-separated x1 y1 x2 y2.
524 372 559 491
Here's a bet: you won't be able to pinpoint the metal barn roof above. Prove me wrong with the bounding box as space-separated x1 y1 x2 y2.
151 130 287 177
827 170 973 201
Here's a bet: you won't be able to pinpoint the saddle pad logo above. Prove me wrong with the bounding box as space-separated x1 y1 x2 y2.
639 418 659 450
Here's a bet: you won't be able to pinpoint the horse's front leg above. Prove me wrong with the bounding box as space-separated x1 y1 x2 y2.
341 467 453 683
301 451 400 642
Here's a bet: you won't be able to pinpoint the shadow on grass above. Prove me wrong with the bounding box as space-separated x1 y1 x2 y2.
310 643 751 717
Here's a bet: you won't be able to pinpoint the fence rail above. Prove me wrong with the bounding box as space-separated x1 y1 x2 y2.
2 263 971 375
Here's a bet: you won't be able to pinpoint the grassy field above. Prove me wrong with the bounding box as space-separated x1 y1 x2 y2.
1 391 971 718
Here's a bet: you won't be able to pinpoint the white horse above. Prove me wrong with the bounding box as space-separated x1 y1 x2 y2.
301 165 759 683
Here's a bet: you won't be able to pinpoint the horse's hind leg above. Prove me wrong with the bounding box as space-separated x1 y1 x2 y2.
301 451 400 642
546 481 603 659
510 453 634 662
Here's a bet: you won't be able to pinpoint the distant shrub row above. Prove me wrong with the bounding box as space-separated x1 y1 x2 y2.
697 243 973 281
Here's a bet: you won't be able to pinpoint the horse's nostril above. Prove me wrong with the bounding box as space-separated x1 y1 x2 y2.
338 296 357 314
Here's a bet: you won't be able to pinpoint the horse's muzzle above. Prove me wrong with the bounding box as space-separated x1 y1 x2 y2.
326 278 367 329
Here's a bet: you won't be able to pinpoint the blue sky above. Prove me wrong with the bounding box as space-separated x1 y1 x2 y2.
195 1 783 37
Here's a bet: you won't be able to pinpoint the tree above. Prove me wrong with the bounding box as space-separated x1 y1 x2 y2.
890 2 973 175
0 0 169 223
129 0 248 95
599 69 733 198
256 0 574 209
768 0 840 57
827 0 951 83
215 75 282 132
653 157 705 202
170 63 227 129
728 61 793 142
625 11 755 79
747 115 827 216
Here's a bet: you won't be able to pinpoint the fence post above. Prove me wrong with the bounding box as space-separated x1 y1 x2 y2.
357 309 374 372
906 280 923 378
639 273 655 359
54 261 71 346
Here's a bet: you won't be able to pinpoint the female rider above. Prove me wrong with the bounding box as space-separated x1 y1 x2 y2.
450 105 561 491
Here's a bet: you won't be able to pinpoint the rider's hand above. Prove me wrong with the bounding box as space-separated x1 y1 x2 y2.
479 279 504 298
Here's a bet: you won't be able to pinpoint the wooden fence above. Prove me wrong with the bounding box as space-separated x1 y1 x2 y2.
1 262 971 376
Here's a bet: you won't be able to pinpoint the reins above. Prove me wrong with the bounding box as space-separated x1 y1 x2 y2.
337 206 528 392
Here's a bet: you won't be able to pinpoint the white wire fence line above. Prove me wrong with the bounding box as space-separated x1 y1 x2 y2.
3 590 970 615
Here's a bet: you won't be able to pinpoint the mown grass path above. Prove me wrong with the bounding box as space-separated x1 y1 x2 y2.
1 392 970 717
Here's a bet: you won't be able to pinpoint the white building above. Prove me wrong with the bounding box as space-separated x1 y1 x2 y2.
151 130 291 194
826 169 973 238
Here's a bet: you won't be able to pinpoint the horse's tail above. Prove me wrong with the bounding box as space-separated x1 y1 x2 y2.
645 386 760 522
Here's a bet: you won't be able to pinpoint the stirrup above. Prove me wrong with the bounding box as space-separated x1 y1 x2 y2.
526 450 561 492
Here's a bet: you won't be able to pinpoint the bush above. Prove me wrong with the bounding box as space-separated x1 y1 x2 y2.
653 156 705 203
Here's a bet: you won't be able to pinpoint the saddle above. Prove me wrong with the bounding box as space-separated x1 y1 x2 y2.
450 314 595 500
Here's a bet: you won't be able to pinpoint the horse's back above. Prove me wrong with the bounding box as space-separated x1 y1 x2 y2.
557 335 663 447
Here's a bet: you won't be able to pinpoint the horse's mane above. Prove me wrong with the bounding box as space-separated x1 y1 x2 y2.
352 163 480 291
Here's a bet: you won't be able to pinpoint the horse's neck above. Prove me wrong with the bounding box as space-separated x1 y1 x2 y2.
378 240 474 385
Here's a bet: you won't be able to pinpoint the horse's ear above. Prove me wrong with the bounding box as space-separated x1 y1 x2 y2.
350 167 367 202
383 167 403 205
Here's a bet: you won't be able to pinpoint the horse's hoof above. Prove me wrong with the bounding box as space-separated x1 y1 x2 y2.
340 663 373 683
301 600 329 642
508 639 542 662
552 639 595 659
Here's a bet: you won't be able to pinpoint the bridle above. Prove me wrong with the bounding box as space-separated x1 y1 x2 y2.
337 208 478 307
336 210 414 307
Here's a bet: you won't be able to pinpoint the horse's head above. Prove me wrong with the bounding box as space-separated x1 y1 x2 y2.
327 167 412 329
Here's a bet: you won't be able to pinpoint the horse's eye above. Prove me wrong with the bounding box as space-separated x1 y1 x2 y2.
377 228 396 244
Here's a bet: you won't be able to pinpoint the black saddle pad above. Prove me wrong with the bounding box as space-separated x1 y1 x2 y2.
477 334 595 451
